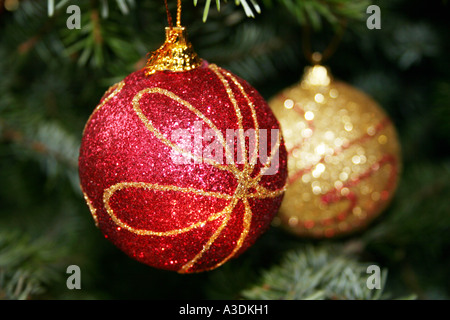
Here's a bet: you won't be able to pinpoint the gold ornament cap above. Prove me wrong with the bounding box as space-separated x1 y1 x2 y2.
145 26 203 76
301 64 333 88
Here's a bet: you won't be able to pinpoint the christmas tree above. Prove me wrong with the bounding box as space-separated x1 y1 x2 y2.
0 0 449 301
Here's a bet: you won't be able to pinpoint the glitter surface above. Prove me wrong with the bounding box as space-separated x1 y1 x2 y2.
269 65 401 238
145 27 202 75
79 62 287 273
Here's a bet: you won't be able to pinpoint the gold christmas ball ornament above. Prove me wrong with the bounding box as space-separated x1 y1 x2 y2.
270 64 401 238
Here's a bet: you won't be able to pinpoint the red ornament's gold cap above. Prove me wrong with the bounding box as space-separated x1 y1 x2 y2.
145 26 202 76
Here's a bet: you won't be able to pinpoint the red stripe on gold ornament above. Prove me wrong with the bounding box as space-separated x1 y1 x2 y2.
287 116 392 185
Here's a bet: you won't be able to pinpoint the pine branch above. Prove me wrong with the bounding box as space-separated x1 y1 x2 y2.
47 0 135 17
240 245 400 300
0 230 65 300
196 14 300 85
47 0 261 21
262 0 371 30
194 0 261 21
362 161 450 256
40 0 372 71
62 6 140 69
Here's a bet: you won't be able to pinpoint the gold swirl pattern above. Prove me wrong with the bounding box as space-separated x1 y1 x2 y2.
102 64 286 273
81 185 98 227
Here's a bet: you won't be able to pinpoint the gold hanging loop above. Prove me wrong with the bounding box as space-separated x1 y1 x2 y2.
164 0 173 28
176 0 182 27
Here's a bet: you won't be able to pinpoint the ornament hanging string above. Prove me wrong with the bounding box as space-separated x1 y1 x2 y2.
164 0 182 28
302 20 347 64
164 0 173 28
177 0 182 27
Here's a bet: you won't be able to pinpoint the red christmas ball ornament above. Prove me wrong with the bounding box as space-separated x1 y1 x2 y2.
78 26 287 273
